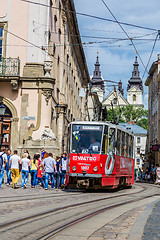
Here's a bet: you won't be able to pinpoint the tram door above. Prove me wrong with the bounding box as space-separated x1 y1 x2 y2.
0 105 12 149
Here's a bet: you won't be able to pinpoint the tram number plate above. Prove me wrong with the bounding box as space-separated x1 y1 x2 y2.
81 166 89 171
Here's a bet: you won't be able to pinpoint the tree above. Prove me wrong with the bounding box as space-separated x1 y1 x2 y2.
105 105 148 130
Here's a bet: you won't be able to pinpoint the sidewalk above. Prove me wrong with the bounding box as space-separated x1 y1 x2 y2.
89 199 160 240
88 181 160 240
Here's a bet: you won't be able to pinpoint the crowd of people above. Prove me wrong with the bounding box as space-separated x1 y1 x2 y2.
135 164 160 184
0 146 67 190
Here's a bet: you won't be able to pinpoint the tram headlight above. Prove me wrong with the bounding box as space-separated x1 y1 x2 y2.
93 166 98 172
72 166 77 172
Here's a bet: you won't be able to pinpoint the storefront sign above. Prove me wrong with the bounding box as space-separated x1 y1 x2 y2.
152 145 160 151
23 116 36 120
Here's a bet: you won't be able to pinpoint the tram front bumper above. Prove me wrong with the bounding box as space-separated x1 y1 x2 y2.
69 173 102 178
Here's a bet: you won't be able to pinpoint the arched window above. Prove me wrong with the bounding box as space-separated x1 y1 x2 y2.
113 98 117 105
133 94 136 102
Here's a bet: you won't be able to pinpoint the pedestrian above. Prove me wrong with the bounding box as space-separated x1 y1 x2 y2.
41 148 48 161
36 153 41 169
6 149 12 186
156 164 160 185
0 147 8 188
55 156 61 188
9 150 21 189
36 166 44 188
21 153 31 188
30 154 38 188
41 153 57 190
24 150 31 159
61 152 67 186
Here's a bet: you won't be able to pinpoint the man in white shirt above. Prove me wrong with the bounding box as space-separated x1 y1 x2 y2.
9 150 21 189
0 147 7 188
41 153 57 190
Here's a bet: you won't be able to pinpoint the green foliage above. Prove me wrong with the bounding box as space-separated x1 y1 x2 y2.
105 105 148 130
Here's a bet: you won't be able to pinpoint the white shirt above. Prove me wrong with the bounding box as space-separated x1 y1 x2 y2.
0 152 7 168
61 157 67 171
21 158 30 171
42 157 56 173
89 142 101 151
10 155 21 169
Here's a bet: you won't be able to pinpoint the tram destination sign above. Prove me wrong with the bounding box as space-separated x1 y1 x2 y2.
152 144 160 151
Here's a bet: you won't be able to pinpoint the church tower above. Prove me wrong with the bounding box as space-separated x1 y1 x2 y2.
90 52 105 102
90 53 105 102
127 56 143 107
90 53 105 90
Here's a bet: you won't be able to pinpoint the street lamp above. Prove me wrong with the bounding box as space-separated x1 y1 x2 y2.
55 103 61 119
0 101 6 148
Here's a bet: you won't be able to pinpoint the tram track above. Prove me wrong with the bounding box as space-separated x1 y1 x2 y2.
38 193 160 240
0 184 147 204
1 188 159 240
0 184 148 231
0 192 85 204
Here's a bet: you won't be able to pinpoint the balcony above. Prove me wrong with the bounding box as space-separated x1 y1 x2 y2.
0 58 20 76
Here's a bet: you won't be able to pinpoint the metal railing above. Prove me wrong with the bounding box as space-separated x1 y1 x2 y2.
0 57 20 76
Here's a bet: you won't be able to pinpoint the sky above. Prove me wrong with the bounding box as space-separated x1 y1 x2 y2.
74 0 160 108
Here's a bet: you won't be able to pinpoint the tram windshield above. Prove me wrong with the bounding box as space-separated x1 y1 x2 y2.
71 124 103 154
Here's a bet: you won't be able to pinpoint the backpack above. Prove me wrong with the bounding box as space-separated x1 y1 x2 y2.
0 153 4 171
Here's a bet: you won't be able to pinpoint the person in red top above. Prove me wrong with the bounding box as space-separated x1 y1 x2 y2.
36 166 44 188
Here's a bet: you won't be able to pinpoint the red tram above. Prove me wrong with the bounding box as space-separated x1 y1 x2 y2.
66 121 134 189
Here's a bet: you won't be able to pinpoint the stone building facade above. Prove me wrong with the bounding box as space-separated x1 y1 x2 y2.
145 54 160 165
0 0 92 156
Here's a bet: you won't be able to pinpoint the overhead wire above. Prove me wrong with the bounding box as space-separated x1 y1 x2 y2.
101 0 147 71
2 27 79 73
142 33 159 80
20 0 158 32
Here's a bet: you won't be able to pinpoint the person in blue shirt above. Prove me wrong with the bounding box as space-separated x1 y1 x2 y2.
6 149 12 186
55 156 61 188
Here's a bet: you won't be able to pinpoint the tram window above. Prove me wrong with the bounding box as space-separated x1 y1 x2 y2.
129 135 133 158
71 125 103 154
102 126 108 154
108 128 115 152
67 126 71 153
125 134 129 157
121 132 125 156
117 130 121 156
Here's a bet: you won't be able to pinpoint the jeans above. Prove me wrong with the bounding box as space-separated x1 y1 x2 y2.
55 171 60 188
36 177 44 188
30 170 37 187
6 168 11 184
61 170 66 185
22 170 29 187
0 167 4 188
45 172 55 189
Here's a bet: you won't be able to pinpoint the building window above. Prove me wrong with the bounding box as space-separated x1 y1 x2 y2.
113 98 117 105
133 94 136 102
137 137 140 144
0 27 3 60
137 147 140 154
54 15 57 33
58 28 61 43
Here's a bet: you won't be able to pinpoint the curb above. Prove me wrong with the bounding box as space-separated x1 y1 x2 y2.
127 198 160 240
